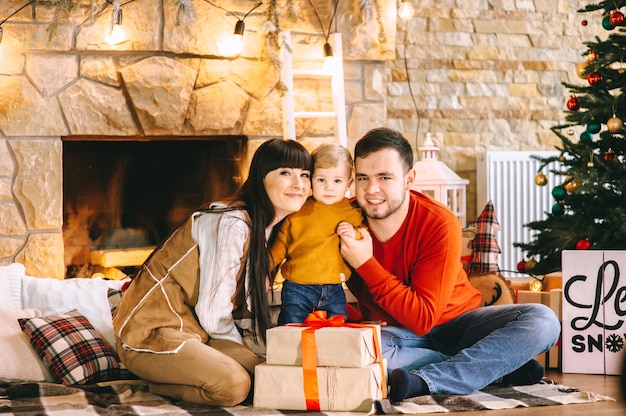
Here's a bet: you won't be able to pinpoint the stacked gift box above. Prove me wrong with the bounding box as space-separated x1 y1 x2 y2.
254 320 386 412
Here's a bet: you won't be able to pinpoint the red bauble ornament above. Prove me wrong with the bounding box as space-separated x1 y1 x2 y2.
576 239 591 250
566 96 580 111
582 19 588 26
604 148 615 161
587 71 602 85
517 260 526 272
610 11 625 26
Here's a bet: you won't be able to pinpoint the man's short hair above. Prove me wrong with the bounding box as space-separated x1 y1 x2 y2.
354 127 413 172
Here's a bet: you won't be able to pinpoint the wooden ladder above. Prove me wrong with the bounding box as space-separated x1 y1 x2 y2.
281 30 347 147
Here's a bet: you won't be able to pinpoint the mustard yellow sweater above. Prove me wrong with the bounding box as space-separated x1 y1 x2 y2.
270 198 363 285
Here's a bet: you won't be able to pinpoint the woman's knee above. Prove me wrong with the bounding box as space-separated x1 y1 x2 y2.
146 363 251 406
121 343 254 406
198 368 251 406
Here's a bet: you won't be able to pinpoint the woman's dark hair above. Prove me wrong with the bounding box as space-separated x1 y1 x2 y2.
354 127 414 173
232 138 312 342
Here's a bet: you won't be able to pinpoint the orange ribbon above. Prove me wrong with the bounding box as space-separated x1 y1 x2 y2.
296 310 387 410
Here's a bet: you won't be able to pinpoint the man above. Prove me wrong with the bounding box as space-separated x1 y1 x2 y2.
337 127 560 401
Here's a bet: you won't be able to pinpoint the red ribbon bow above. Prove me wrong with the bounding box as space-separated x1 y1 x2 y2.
304 310 346 326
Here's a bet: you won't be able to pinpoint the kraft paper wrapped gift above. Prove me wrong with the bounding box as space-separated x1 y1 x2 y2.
253 362 385 411
265 324 381 367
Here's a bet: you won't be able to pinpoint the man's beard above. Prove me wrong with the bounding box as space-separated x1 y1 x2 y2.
360 193 406 220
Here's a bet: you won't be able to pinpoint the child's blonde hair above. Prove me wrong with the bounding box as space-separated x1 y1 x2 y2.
311 143 354 173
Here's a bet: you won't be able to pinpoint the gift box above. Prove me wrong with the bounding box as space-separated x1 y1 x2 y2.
265 324 381 368
253 362 385 412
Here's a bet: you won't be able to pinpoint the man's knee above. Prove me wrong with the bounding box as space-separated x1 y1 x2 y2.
526 303 561 346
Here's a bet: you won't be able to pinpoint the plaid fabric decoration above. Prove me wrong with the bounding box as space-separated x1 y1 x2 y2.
468 200 501 276
18 309 121 386
107 288 124 317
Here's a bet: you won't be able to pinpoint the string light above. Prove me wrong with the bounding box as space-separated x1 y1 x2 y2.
321 41 335 72
0 0 35 44
398 0 415 20
217 19 245 57
104 0 138 46
106 8 125 45
397 0 421 151
206 1 262 57
308 0 341 72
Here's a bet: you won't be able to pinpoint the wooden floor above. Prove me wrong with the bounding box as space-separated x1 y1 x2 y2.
454 370 624 416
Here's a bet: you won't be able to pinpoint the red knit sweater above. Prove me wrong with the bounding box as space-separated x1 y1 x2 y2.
347 191 482 336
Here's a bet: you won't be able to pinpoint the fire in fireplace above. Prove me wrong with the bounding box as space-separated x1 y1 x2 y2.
62 137 246 278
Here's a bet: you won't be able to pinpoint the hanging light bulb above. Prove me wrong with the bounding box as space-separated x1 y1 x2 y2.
323 41 335 72
217 19 245 57
398 0 415 20
105 8 126 45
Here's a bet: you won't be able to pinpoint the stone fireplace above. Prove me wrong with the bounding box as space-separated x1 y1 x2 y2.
0 1 393 278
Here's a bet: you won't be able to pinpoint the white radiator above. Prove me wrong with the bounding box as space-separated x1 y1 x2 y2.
476 151 560 277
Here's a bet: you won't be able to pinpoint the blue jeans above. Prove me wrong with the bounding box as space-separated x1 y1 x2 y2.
382 303 561 395
278 280 347 325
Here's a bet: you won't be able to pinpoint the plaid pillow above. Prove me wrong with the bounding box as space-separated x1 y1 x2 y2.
18 309 121 386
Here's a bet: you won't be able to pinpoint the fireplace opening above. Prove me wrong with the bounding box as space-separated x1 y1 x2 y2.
63 137 247 279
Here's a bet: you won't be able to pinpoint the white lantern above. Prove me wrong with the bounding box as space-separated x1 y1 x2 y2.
411 133 469 226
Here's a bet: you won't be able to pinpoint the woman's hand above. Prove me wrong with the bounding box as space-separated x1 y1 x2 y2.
337 222 373 269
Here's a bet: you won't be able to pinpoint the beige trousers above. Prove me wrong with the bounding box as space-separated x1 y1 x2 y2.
117 338 263 406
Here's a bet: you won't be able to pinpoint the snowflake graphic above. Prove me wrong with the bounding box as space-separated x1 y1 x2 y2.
605 333 624 353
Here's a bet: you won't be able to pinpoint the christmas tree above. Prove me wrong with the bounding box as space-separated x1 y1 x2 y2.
514 1 626 276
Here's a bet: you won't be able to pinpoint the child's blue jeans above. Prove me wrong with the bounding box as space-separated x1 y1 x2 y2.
278 279 347 325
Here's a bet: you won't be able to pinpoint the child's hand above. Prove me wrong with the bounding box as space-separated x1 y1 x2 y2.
338 224 373 269
336 221 357 239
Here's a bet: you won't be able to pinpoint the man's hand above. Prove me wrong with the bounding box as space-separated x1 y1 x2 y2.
337 222 373 269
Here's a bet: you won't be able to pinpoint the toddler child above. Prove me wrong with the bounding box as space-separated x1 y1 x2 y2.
270 143 363 324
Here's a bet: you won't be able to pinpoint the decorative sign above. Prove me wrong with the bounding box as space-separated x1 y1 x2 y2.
562 250 626 375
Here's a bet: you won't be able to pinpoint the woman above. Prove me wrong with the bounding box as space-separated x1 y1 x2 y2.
112 138 312 406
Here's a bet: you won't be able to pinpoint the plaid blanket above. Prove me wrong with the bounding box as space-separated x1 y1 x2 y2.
0 378 613 415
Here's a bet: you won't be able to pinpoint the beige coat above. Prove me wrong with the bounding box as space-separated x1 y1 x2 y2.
113 205 252 354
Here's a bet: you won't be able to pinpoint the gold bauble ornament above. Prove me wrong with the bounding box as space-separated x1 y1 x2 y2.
576 61 590 79
534 172 548 186
607 116 624 133
525 258 537 271
587 160 594 168
567 128 575 136
564 177 582 193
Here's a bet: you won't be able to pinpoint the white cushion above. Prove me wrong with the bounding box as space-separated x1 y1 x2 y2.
0 263 25 309
20 275 125 350
0 307 54 381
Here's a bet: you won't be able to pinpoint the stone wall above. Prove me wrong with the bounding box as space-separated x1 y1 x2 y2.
0 0 394 277
389 1 604 221
0 0 605 277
